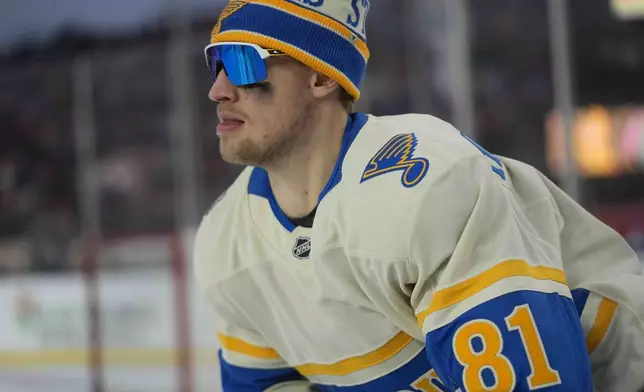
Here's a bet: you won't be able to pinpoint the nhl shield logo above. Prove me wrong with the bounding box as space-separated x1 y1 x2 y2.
292 237 311 260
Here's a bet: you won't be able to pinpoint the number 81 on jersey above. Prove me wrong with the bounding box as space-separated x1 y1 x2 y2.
454 304 561 391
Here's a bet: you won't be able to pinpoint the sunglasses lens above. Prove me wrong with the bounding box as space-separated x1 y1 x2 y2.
207 44 268 86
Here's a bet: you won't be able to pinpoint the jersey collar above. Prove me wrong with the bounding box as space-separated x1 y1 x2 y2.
248 112 369 232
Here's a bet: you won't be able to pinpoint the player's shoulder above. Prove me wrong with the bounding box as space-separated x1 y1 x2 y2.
357 113 481 167
343 113 484 198
193 167 253 291
322 113 486 257
200 166 253 227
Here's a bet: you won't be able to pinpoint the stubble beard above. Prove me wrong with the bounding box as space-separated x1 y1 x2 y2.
220 101 314 169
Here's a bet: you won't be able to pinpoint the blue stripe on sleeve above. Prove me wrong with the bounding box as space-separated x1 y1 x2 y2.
571 288 590 316
219 350 305 391
424 290 593 391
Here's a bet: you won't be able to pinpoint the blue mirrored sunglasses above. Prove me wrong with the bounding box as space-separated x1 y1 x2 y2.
204 42 286 86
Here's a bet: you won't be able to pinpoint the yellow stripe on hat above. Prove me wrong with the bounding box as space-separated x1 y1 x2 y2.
212 30 361 100
214 0 370 62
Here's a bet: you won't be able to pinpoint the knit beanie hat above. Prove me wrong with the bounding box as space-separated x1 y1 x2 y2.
210 0 371 100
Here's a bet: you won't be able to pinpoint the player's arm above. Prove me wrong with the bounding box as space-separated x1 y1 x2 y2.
216 321 310 391
197 276 311 392
540 170 644 391
409 145 592 391
571 286 644 392
193 210 311 391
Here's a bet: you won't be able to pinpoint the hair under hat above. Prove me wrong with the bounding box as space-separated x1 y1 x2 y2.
210 0 371 100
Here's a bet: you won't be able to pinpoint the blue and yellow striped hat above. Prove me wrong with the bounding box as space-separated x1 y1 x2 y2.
210 0 371 100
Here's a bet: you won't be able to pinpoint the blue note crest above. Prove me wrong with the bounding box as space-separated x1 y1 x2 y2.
361 133 429 188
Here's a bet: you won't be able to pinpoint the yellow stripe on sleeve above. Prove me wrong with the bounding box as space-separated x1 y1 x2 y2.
417 259 568 327
218 332 281 359
295 331 413 377
585 297 618 354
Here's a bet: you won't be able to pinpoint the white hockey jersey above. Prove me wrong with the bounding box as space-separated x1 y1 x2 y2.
194 112 644 392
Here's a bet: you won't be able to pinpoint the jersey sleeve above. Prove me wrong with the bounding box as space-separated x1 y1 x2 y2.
538 169 644 391
193 209 310 392
215 321 310 391
572 282 644 392
409 148 592 391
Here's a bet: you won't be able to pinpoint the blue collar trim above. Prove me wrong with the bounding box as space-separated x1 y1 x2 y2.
248 112 369 232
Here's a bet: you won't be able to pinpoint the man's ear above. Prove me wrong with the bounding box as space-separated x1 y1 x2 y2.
309 73 340 99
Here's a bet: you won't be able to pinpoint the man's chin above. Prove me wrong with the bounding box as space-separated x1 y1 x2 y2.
219 145 257 167
219 151 245 166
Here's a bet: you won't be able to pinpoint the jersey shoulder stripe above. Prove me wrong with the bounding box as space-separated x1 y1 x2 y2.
417 259 569 329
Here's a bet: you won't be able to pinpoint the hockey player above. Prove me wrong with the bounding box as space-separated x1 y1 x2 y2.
194 1 644 391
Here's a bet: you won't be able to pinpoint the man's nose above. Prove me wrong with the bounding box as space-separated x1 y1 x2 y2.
208 69 237 103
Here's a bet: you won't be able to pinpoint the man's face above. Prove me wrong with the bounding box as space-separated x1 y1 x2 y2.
209 56 317 167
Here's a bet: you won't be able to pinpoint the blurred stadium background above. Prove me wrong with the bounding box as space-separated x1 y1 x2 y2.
1 0 643 391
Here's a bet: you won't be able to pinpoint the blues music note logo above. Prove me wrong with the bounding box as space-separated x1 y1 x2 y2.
361 133 429 188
